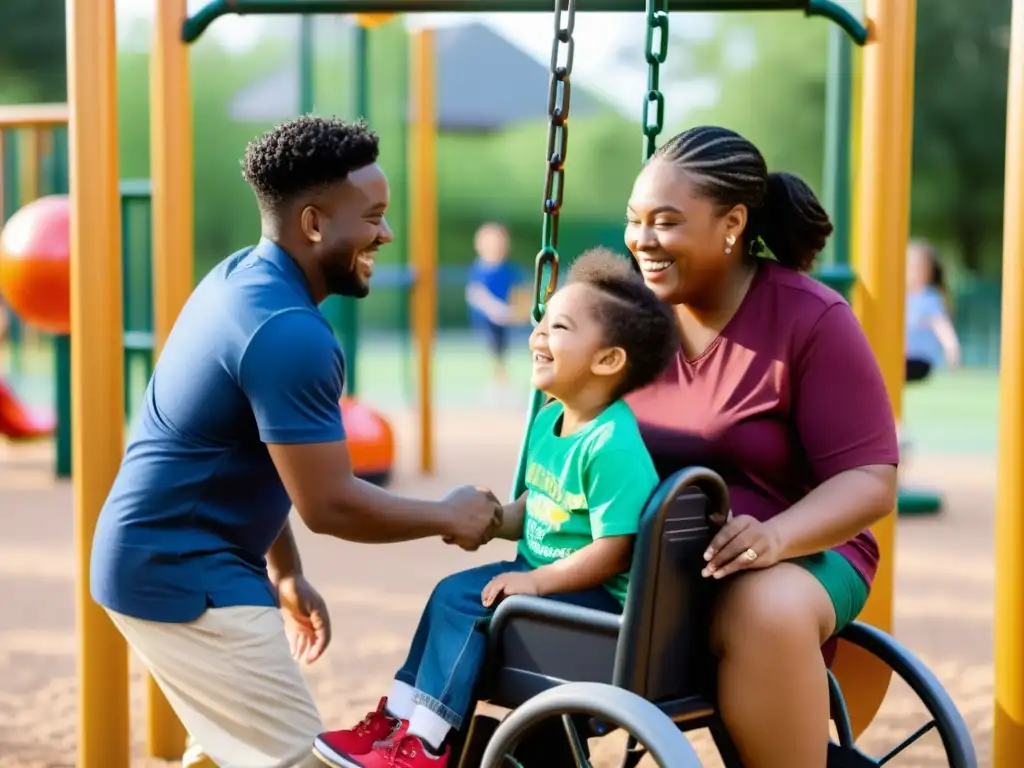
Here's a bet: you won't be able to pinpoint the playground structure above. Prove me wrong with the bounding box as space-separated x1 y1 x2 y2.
17 0 1010 766
0 118 398 485
0 107 69 449
0 106 156 464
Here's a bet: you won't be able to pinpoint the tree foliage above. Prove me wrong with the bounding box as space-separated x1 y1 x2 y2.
910 0 1011 275
671 3 1013 277
0 0 67 102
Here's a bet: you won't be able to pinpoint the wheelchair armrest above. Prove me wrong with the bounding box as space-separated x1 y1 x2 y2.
489 595 622 648
483 595 622 708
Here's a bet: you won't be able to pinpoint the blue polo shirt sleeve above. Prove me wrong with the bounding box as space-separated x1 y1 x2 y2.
237 308 346 444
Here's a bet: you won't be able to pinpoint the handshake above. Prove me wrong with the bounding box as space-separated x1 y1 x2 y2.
438 485 506 551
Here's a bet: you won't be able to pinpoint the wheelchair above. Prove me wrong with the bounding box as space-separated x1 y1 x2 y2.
451 468 977 767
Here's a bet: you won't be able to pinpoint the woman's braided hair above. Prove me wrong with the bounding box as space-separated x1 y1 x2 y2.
653 126 834 272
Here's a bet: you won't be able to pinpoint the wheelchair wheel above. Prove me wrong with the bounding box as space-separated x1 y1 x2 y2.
827 622 977 767
479 682 700 768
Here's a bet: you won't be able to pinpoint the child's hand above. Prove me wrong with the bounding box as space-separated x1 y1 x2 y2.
481 571 540 607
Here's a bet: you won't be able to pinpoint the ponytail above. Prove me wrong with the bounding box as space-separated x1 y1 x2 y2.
753 172 834 273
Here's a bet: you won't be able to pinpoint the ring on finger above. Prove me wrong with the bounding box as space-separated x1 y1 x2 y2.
743 547 758 562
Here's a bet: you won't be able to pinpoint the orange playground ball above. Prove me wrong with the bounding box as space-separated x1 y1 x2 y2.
0 195 71 335
340 396 394 486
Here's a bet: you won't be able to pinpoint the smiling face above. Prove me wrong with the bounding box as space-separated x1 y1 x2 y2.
528 282 626 403
624 159 747 307
302 163 393 299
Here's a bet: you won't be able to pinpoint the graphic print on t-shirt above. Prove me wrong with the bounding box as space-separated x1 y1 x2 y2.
515 400 660 604
523 462 583 561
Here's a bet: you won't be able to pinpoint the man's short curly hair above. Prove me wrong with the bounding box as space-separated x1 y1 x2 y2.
241 116 380 211
567 247 678 399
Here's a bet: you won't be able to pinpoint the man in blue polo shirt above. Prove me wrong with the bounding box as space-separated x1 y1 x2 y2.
90 117 504 768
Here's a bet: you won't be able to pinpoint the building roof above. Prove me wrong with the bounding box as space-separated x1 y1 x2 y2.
228 21 609 130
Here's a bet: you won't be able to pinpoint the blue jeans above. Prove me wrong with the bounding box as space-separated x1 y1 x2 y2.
394 557 622 730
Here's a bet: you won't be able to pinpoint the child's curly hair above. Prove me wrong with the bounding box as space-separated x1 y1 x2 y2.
567 247 679 398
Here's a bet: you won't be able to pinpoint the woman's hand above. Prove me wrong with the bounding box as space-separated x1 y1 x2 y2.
702 515 783 579
277 575 332 664
481 570 540 607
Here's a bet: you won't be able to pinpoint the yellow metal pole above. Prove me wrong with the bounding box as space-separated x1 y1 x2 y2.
67 0 129 766
409 28 436 475
145 0 194 756
20 128 40 203
995 0 1024 761
832 0 916 735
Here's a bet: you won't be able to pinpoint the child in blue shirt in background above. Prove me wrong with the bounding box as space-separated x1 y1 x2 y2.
465 223 525 393
905 239 961 380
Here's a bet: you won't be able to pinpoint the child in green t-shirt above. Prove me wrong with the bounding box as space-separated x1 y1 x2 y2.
314 248 678 768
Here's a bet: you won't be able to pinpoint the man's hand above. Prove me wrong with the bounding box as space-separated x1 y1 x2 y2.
481 570 540 607
439 485 503 551
277 575 332 664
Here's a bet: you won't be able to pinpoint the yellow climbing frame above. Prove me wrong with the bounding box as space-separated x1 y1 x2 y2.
65 0 1023 765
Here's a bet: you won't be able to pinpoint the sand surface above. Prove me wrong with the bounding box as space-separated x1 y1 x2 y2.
0 408 996 766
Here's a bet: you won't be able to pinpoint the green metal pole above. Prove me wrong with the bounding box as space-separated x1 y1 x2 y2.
337 23 369 396
299 15 316 113
2 131 24 377
299 15 353 389
396 29 413 405
51 126 72 479
181 0 871 46
816 23 856 301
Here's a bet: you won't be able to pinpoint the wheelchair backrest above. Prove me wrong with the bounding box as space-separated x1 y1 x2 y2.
612 467 727 703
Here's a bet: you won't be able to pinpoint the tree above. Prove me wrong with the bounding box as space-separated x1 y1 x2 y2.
661 2 1013 277
911 0 1011 276
0 0 67 102
655 13 830 193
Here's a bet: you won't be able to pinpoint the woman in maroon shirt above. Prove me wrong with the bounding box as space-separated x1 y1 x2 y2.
623 126 899 768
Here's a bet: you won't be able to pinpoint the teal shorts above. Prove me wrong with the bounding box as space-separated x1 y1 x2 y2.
790 550 870 633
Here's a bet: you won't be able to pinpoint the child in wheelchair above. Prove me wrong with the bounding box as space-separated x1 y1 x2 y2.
313 247 678 768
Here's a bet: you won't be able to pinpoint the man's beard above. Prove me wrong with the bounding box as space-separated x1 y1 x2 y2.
324 260 368 298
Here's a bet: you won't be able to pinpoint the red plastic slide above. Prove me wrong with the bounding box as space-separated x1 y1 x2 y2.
0 376 55 441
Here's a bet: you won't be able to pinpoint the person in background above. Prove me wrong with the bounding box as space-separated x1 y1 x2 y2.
905 238 961 381
465 222 525 395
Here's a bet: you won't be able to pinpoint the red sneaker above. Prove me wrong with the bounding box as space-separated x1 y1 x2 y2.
355 734 449 768
313 698 407 767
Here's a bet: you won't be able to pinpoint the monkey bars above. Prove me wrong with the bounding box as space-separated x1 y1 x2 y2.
182 0 868 45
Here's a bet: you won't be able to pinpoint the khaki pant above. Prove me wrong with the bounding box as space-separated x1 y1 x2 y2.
108 606 325 768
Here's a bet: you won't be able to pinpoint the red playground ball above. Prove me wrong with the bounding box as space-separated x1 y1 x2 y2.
341 396 394 486
0 195 71 335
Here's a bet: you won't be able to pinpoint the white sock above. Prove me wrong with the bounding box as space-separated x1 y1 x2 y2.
385 680 416 721
407 704 451 752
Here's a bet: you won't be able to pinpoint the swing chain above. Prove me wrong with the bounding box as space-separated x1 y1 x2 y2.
534 0 577 323
642 0 669 160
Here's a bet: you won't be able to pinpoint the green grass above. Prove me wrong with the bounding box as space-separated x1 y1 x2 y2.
2 333 1000 456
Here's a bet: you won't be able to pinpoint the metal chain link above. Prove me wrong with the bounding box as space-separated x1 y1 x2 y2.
642 0 669 160
533 0 577 323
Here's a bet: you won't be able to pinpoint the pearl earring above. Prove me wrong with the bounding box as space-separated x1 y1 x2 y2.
725 234 736 255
